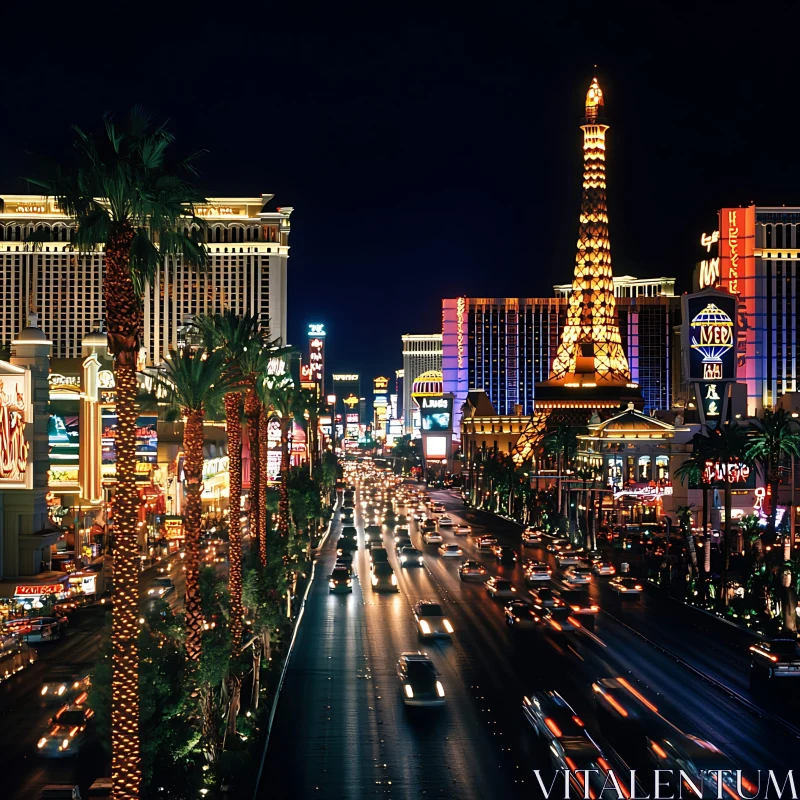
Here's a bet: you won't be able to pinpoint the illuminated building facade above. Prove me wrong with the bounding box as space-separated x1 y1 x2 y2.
699 205 800 415
0 195 292 365
442 286 680 425
401 334 442 435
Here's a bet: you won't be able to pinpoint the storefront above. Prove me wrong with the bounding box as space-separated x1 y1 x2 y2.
1 579 72 625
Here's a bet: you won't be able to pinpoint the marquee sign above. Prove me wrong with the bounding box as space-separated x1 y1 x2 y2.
0 363 32 489
373 376 389 394
15 584 63 597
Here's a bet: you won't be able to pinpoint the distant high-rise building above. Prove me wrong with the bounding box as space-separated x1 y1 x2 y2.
0 195 292 364
401 334 442 434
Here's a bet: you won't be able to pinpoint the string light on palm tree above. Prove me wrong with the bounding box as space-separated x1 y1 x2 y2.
29 109 208 800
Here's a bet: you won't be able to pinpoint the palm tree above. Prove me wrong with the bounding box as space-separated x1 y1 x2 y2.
674 503 700 578
705 423 750 606
541 423 583 525
157 347 231 660
194 311 270 652
746 409 800 544
675 439 711 578
30 109 207 799
299 389 326 479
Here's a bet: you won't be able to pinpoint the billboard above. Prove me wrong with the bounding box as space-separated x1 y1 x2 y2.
100 411 159 481
682 290 738 383
308 324 326 387
419 396 453 433
0 364 32 489
424 435 448 459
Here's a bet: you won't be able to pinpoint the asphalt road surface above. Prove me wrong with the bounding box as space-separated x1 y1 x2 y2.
263 481 798 800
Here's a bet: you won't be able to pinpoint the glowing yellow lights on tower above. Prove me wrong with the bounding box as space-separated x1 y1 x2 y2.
550 75 631 386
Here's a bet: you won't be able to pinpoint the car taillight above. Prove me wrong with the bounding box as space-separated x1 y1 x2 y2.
544 717 562 737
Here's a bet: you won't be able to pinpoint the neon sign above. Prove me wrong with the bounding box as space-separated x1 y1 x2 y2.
727 211 739 295
456 297 466 369
0 374 30 485
343 395 359 409
689 303 734 381
703 461 750 484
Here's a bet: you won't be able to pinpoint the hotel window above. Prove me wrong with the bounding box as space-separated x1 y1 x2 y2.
638 455 651 482
655 456 669 481
607 456 623 489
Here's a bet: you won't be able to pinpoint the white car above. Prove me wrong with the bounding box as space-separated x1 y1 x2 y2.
555 552 581 567
525 562 552 582
423 530 443 544
485 577 518 599
593 561 616 576
437 515 454 528
521 529 543 546
477 535 498 550
438 543 463 558
564 567 592 585
453 524 472 536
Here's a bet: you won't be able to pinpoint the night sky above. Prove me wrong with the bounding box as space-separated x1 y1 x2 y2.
2 2 799 398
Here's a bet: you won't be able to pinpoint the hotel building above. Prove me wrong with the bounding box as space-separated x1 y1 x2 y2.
0 195 292 365
442 278 681 436
401 333 442 434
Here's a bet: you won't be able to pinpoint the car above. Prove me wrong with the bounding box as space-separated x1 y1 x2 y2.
524 561 552 582
40 667 91 704
413 601 454 638
564 567 592 585
437 514 454 527
37 703 95 758
337 537 358 556
477 534 498 550
453 524 472 536
546 539 570 554
148 577 175 598
431 501 446 512
492 545 518 565
555 551 581 567
329 566 353 593
592 560 616 576
521 529 543 546
421 518 437 533
558 589 599 616
485 577 517 599
393 527 411 542
370 547 389 566
504 599 539 630
537 606 579 633
549 735 624 800
522 689 589 743
458 560 487 581
413 510 426 521
396 652 446 707
528 586 564 608
367 539 384 551
364 524 382 542
341 508 355 522
394 537 413 553
400 546 424 567
422 530 443 544
438 543 463 558
609 576 643 595
371 562 399 592
749 638 800 689
335 552 354 567
343 498 355 509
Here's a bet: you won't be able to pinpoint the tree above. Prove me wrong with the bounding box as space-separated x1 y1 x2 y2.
158 347 232 660
675 441 711 577
675 503 700 578
392 434 421 474
194 311 270 654
541 423 583 521
746 409 800 544
30 108 207 799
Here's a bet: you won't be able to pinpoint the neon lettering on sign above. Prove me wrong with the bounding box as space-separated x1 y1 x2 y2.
456 297 466 369
689 303 734 381
15 585 62 596
728 211 739 295
700 231 719 252
308 324 326 337
422 397 449 409
332 374 359 381
703 461 750 484
699 257 720 289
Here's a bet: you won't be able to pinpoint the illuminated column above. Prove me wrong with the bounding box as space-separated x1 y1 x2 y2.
550 76 631 385
80 328 108 505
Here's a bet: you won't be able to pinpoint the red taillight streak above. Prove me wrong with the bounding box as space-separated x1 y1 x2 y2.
617 677 658 712
544 718 563 737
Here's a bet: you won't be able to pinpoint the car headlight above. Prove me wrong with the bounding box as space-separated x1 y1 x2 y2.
419 619 431 634
436 681 445 698
418 557 424 564
62 738 70 749
371 575 378 586
404 684 414 698
511 586 516 592
346 579 352 586
41 686 48 695
443 619 454 633
400 555 406 562
148 588 155 594
329 580 336 589
391 573 397 585
57 685 66 696
37 737 47 749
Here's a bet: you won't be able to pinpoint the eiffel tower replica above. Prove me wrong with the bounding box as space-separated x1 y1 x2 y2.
535 75 643 418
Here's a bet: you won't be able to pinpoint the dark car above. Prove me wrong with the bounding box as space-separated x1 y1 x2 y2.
494 546 518 565
399 547 424 567
370 547 390 566
329 566 353 593
395 537 412 553
341 526 358 540
396 652 446 707
337 537 357 556
371 562 398 592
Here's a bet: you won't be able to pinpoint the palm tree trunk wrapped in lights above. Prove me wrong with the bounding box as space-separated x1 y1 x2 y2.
278 414 291 537
30 111 209 799
245 389 261 556
183 408 205 660
225 392 245 650
258 405 269 564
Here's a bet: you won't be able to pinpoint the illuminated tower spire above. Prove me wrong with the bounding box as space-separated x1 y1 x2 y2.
549 75 631 385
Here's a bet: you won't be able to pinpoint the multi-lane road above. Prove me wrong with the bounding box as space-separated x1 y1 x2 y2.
264 478 798 799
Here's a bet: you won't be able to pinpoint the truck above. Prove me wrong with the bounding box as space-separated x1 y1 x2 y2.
749 637 800 691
